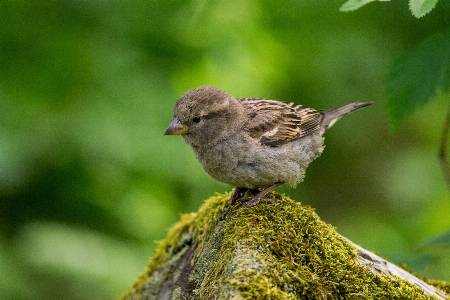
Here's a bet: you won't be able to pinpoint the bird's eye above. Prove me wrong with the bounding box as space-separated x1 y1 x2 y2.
192 116 201 123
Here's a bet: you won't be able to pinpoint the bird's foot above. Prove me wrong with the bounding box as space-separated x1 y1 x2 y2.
221 187 248 220
220 182 283 220
241 195 275 208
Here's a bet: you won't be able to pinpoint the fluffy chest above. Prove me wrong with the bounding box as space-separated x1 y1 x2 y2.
191 137 252 175
187 133 325 188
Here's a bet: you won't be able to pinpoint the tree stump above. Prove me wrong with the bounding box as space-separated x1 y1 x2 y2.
121 192 450 299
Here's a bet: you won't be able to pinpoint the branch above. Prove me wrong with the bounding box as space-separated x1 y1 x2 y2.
121 192 450 300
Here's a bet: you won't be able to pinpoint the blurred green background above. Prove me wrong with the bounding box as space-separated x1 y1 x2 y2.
1 1 450 299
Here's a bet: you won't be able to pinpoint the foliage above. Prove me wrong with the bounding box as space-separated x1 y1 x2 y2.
386 31 450 129
340 0 439 18
341 0 450 130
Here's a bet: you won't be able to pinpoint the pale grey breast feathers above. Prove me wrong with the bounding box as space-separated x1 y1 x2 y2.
238 98 323 147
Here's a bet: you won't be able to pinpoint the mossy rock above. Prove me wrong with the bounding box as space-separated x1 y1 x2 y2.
121 192 450 300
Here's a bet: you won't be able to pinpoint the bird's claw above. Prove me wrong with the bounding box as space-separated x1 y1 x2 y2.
221 187 247 220
240 196 274 208
221 182 282 220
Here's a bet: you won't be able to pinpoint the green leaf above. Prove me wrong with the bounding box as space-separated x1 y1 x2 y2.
340 0 390 12
339 0 378 12
386 31 450 129
409 0 439 18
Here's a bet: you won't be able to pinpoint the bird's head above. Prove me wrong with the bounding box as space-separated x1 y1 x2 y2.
164 86 242 146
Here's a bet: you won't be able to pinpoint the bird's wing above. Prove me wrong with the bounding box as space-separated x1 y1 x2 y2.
238 98 323 147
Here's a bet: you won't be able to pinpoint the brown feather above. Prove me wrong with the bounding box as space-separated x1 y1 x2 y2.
238 98 323 147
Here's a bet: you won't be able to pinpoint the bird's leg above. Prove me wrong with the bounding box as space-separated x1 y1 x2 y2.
241 182 283 208
221 187 248 220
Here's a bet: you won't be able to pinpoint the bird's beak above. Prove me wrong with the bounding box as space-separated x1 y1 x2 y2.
164 117 189 135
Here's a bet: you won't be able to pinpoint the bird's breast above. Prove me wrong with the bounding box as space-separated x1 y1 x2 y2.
189 133 325 188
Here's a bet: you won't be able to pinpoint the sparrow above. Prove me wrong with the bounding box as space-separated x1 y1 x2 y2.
164 86 372 218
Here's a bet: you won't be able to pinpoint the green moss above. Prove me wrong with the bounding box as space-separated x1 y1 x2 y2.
396 264 450 297
121 191 449 300
427 280 450 295
120 193 228 299
170 287 182 300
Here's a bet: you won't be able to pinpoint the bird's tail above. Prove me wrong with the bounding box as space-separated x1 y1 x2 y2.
321 102 373 131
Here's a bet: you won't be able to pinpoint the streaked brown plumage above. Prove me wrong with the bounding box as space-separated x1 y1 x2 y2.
238 98 323 147
165 86 372 218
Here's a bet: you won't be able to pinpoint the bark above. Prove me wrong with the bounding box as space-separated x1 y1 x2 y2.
121 192 450 300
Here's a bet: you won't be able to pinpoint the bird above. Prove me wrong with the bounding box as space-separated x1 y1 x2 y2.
164 86 372 219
